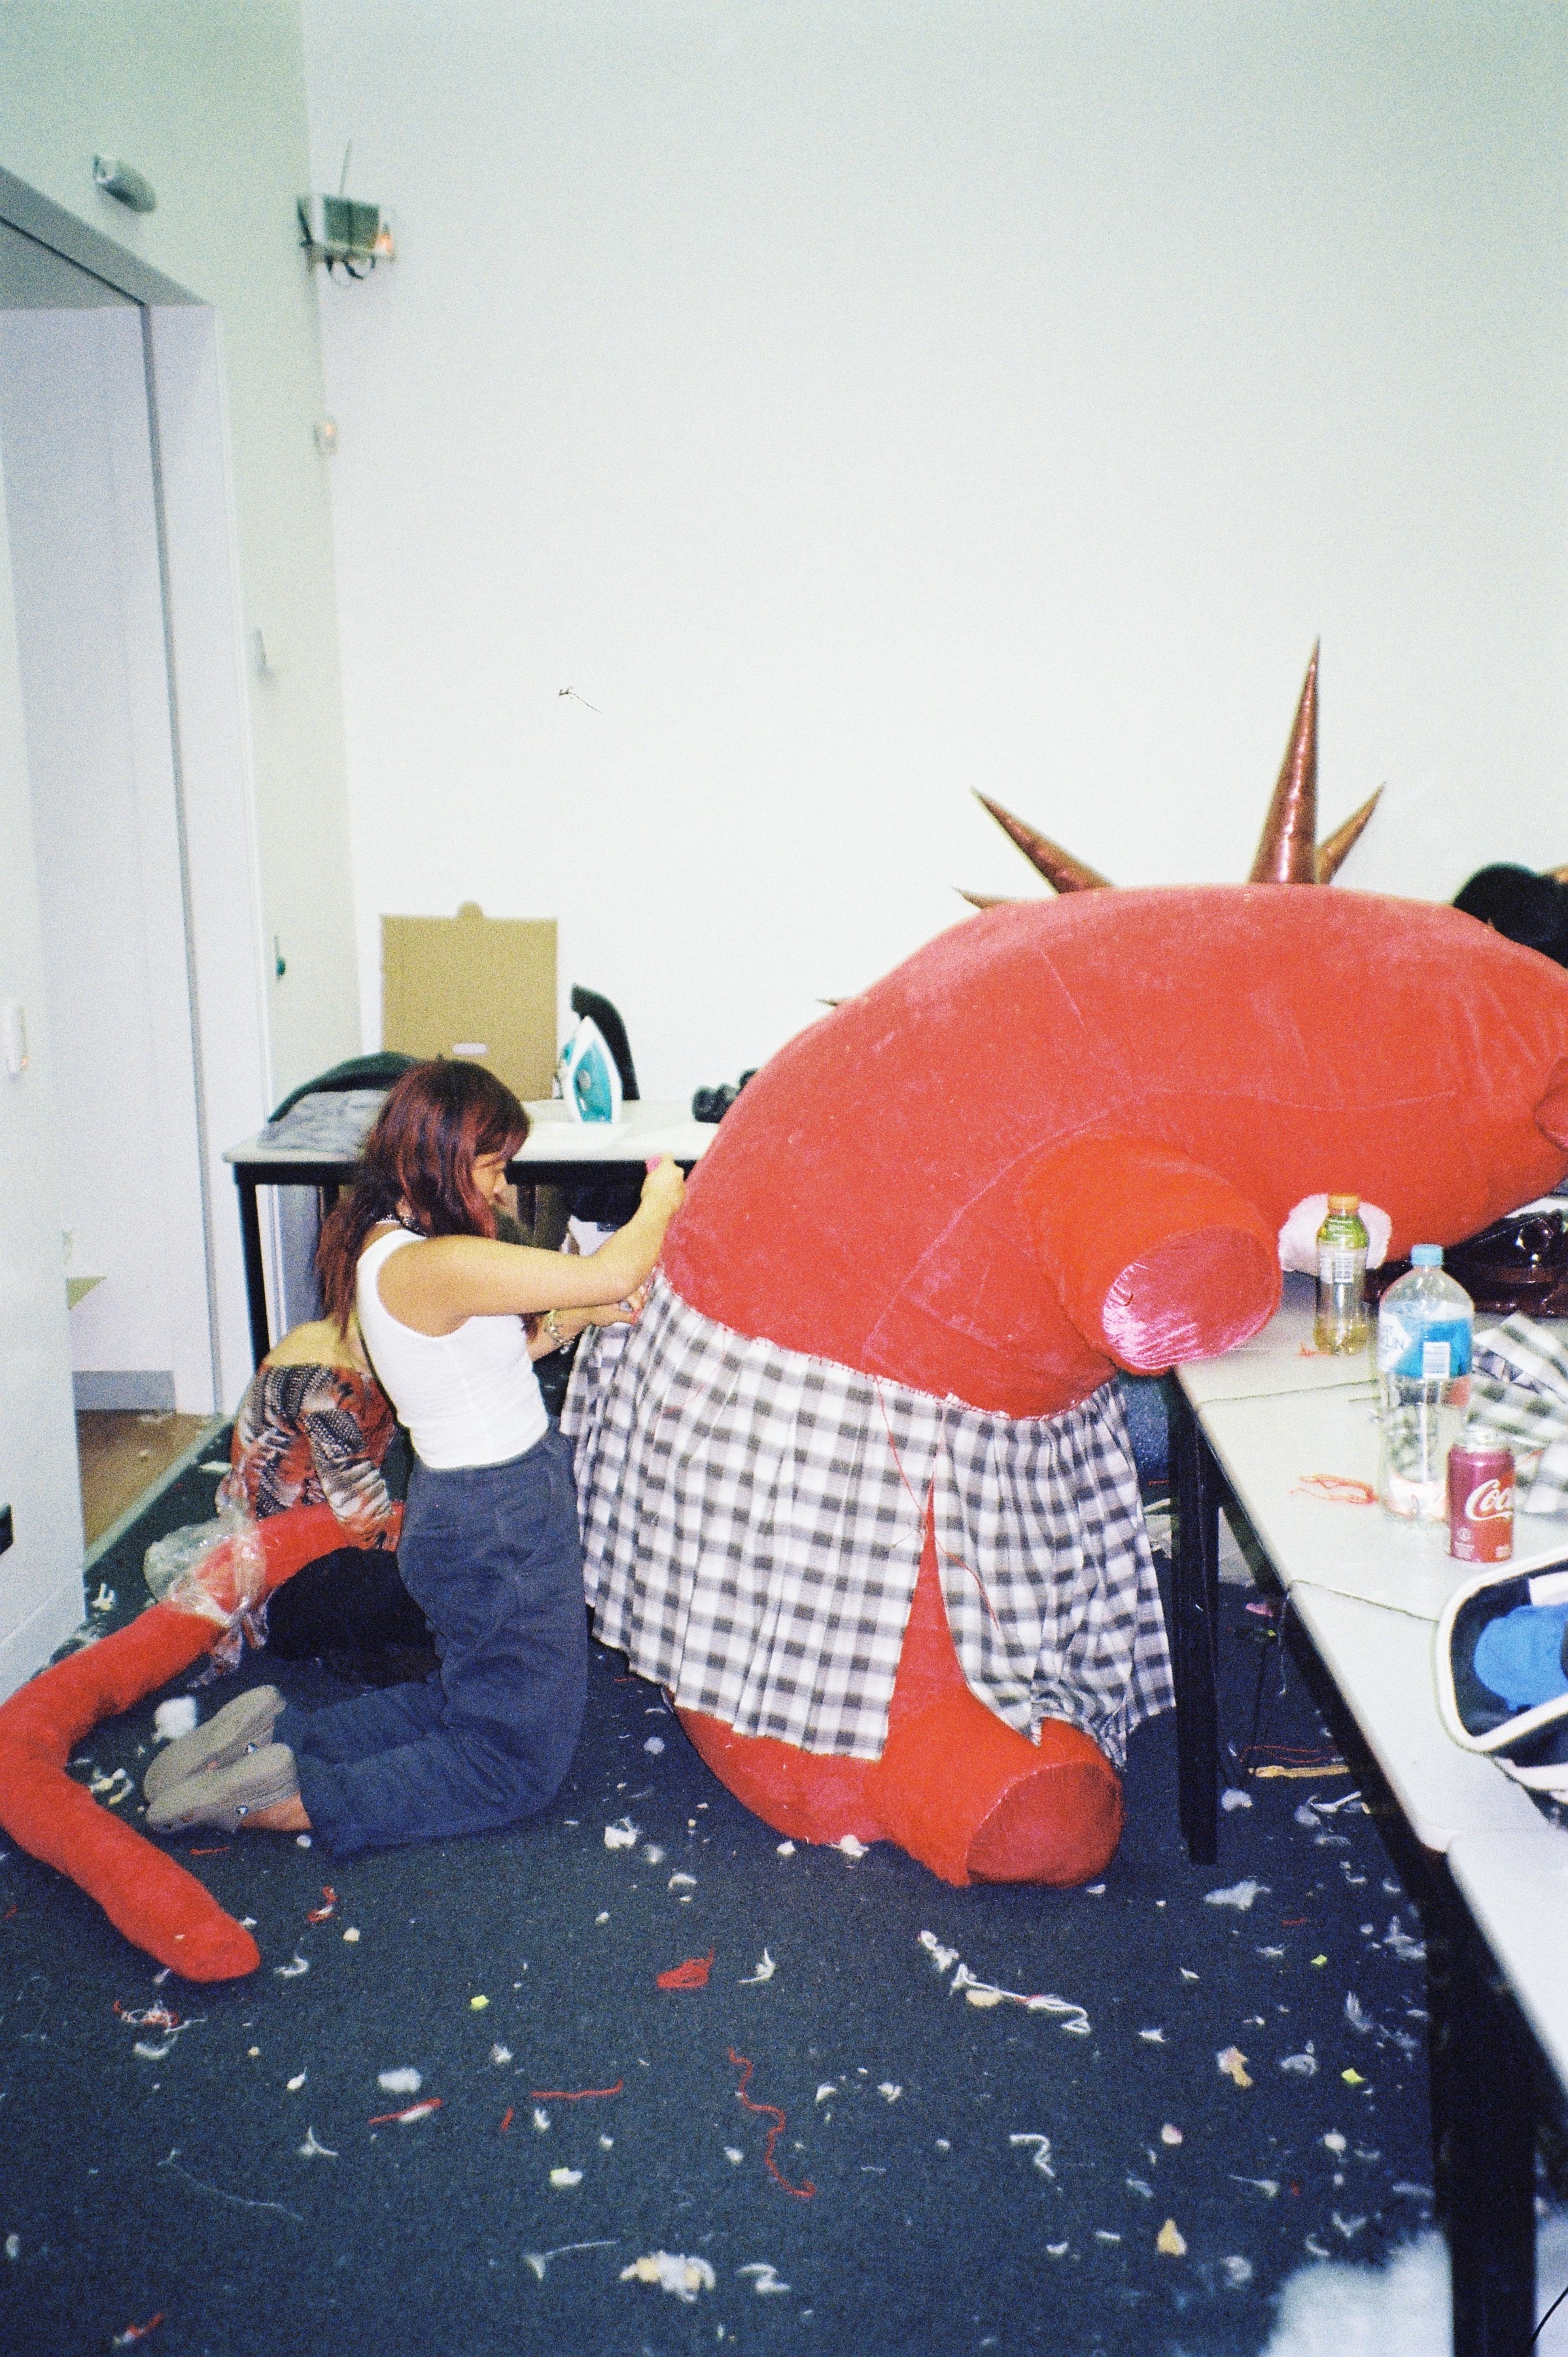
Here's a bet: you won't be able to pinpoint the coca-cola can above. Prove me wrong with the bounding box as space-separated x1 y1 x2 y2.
1448 1442 1514 1563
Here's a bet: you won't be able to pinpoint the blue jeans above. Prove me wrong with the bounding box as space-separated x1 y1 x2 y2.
293 1427 587 1857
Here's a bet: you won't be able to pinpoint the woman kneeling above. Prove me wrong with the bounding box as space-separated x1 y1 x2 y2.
145 1060 683 1851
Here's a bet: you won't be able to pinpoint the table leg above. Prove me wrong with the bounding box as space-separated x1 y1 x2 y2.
1171 1387 1222 1866
1429 1874 1537 2356
235 1171 271 1370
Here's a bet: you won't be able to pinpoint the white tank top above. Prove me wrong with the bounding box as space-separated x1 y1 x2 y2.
355 1228 548 1470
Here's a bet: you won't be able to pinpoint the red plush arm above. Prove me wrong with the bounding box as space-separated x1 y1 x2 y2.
1025 1133 1280 1373
0 1501 400 1981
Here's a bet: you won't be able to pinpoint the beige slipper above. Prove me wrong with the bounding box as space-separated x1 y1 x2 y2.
145 1743 300 1835
143 1685 285 1803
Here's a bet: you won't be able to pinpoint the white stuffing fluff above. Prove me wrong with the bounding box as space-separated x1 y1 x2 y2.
1261 2218 1568 2356
377 2068 423 2095
619 2252 716 2303
153 1699 199 1743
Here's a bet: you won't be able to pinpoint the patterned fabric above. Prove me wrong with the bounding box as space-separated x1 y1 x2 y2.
1470 1314 1568 1514
561 1275 1171 1767
219 1364 398 1542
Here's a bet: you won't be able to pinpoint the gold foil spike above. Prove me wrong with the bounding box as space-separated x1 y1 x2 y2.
1249 644 1320 885
1315 786 1384 884
973 793 1113 893
1546 862 1568 884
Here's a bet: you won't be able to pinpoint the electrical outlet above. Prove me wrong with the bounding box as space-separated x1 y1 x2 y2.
0 1504 12 1555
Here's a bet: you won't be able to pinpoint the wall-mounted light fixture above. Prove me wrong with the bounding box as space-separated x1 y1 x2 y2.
92 155 156 213
298 143 393 279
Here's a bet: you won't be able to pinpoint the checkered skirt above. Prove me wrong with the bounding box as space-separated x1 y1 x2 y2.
561 1275 1172 1767
1470 1313 1568 1514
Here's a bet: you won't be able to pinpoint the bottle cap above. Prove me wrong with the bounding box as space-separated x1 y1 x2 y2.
1326 1194 1360 1213
1410 1244 1443 1267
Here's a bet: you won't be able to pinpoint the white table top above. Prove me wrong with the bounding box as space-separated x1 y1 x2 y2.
1176 1273 1379 1406
1178 1199 1568 1408
1200 1383 1568 1622
513 1099 716 1165
226 1098 716 1169
1287 1586 1546 1852
1448 1821 1568 2081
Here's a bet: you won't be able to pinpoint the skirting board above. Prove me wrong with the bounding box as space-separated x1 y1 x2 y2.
73 1371 177 1411
0 1574 87 1705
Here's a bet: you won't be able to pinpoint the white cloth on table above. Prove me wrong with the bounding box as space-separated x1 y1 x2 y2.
561 1273 1172 1767
1470 1313 1568 1514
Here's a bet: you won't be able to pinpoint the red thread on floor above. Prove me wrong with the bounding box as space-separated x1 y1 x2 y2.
657 1949 715 1990
367 2097 445 2126
113 2002 183 2030
498 2106 514 2134
113 2315 165 2346
528 2080 625 2100
306 1886 338 1923
727 2047 816 2200
188 1847 230 1856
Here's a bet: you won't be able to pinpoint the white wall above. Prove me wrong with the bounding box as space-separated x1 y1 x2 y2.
304 0 1568 1099
0 1 361 1107
0 305 213 1409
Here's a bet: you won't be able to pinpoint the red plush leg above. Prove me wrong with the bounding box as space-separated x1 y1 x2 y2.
678 1511 1123 1887
1025 1131 1280 1373
0 1503 397 1981
865 1523 1123 1887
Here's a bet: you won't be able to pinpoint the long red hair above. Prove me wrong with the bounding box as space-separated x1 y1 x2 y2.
317 1061 528 1329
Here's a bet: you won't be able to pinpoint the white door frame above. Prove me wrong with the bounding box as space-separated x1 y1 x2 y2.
0 164 273 1425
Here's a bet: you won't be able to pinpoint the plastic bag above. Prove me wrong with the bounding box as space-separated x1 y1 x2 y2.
143 1507 270 1675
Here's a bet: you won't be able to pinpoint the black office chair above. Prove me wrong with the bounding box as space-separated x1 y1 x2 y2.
268 1050 417 1125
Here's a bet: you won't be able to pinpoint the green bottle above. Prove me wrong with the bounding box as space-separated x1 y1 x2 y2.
1315 1194 1370 1354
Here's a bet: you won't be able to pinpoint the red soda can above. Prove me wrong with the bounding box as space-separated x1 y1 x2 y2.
1448 1442 1514 1563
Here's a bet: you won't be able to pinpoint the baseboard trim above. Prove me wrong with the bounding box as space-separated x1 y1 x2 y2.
73 1372 178 1412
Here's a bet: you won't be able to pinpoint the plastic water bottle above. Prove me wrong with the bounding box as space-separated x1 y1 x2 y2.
1376 1245 1474 1519
1314 1194 1369 1354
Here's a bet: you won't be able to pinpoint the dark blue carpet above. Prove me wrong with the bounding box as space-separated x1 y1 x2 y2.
0 1461 1437 2357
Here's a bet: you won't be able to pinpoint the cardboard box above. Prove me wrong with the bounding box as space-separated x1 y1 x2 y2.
381 904 557 1103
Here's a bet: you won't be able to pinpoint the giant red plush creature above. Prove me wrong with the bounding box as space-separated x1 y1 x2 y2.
570 885 1568 1888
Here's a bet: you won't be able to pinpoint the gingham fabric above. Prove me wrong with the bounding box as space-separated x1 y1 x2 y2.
561 1275 1172 1767
1470 1314 1568 1514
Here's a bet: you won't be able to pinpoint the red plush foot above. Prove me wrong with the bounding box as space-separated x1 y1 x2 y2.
871 1688 1123 1885
966 1719 1124 1884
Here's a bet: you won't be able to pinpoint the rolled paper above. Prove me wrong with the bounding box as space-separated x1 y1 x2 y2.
1249 643 1320 885
973 793 1113 893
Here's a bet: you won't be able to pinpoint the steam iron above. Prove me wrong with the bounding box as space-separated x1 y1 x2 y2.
558 1014 623 1125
